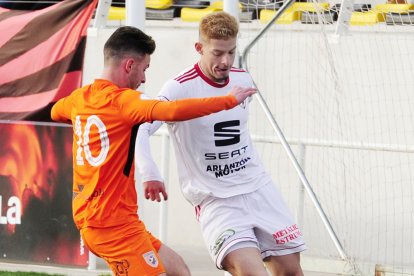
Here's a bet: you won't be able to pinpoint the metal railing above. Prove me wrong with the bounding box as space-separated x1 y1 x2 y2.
240 0 349 263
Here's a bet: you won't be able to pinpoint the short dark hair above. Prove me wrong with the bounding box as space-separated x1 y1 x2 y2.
104 26 156 62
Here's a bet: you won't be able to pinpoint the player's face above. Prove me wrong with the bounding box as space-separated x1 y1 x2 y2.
197 37 237 83
128 54 150 89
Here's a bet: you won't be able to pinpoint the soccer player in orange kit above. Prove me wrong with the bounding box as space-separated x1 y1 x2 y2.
51 26 256 276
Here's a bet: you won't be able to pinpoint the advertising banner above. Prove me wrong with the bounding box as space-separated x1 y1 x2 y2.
0 121 88 266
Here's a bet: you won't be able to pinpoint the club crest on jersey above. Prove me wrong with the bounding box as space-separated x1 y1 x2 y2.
143 251 159 268
210 229 236 255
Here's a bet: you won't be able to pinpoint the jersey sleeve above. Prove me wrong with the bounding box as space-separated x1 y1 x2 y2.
50 94 73 123
117 90 162 124
135 84 171 183
118 88 238 124
152 77 241 121
155 79 182 126
150 95 237 122
135 121 164 183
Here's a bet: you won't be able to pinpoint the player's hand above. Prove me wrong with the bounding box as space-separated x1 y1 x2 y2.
143 180 168 202
228 86 257 104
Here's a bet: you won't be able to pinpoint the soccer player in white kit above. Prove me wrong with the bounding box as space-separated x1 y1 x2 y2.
136 11 306 275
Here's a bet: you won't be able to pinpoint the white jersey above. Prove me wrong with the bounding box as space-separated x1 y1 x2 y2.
137 63 272 206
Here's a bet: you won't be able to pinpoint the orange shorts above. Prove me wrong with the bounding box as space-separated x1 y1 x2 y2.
80 220 165 276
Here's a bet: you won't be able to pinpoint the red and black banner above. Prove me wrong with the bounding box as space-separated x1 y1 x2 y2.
0 0 97 121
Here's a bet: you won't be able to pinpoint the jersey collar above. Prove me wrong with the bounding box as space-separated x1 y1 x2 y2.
194 63 230 88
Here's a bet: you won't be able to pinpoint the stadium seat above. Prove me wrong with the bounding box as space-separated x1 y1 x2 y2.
108 6 125 21
385 11 414 25
108 0 175 21
350 3 414 25
147 8 175 20
173 0 209 9
301 10 336 24
350 10 383 25
293 2 330 13
379 3 414 25
375 3 413 13
301 3 338 24
376 3 413 22
260 8 300 24
260 2 329 24
146 0 173 9
181 1 241 22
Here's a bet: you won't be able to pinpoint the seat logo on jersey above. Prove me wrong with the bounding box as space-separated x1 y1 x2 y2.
214 120 240 147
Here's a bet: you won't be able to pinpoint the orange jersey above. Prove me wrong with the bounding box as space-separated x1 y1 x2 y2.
51 79 238 229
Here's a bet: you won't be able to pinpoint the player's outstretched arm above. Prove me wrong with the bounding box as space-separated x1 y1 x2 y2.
150 86 256 122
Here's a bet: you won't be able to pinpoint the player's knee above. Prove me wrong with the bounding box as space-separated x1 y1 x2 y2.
279 266 303 276
223 260 268 276
222 247 268 276
165 252 191 276
225 267 268 276
264 255 303 276
179 266 191 276
175 257 191 276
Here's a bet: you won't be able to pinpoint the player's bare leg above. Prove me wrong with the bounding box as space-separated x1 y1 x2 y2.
264 252 303 276
158 244 191 276
222 247 268 276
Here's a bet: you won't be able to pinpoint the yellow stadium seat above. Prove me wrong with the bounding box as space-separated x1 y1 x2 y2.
108 6 125 21
375 3 414 24
350 3 414 25
260 8 300 24
260 2 330 24
181 1 241 22
374 3 413 13
292 2 330 13
146 0 173 10
350 10 383 25
108 1 173 21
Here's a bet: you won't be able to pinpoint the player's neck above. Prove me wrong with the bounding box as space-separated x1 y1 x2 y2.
197 62 226 85
101 67 124 88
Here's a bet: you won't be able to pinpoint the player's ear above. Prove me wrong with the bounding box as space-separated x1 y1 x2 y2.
124 58 134 73
195 42 203 55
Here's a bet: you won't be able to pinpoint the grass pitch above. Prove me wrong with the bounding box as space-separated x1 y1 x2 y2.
0 272 64 276
0 272 111 276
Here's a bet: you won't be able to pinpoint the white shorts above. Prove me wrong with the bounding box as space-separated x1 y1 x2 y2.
197 182 307 269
